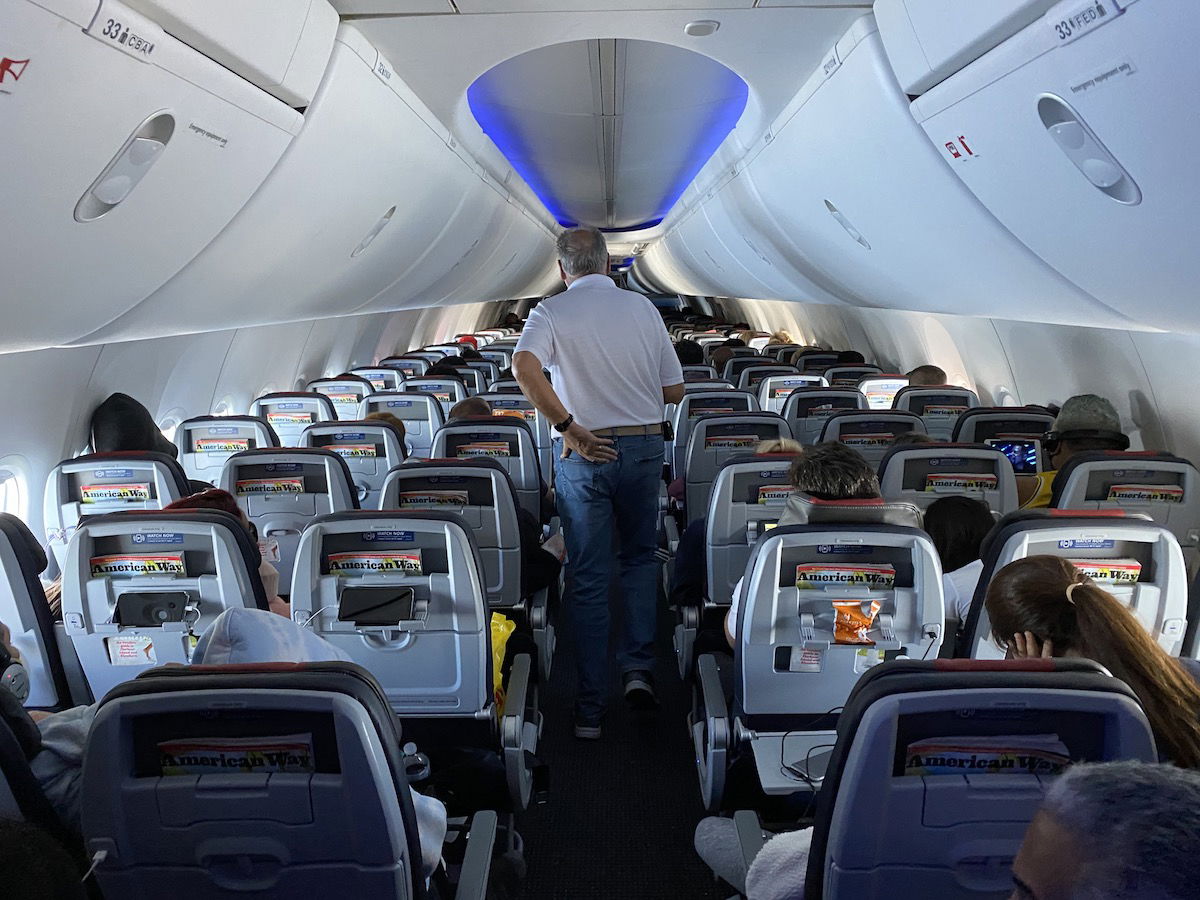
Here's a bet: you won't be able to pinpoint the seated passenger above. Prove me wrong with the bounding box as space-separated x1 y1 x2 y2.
923 496 993 623
1011 761 1200 900
674 339 705 366
163 489 290 617
424 361 467 381
723 443 880 647
449 396 492 421
90 392 178 457
723 337 747 349
891 432 940 446
670 439 803 611
836 350 865 365
709 346 735 373
1018 394 1129 509
769 329 794 345
363 410 409 458
0 609 449 883
989 555 1200 766
905 364 947 386
502 313 523 329
460 345 484 361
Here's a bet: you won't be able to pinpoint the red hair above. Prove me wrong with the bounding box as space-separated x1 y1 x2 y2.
165 489 242 520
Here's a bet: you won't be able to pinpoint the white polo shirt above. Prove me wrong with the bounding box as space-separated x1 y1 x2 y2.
515 275 683 431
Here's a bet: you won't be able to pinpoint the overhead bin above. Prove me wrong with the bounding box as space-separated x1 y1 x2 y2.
643 15 1136 330
124 0 339 107
913 0 1197 332
72 24 558 345
1 0 302 353
874 0 1059 95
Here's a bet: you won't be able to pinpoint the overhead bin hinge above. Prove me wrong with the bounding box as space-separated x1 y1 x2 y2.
85 0 164 64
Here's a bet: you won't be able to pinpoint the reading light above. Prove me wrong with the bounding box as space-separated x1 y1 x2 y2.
684 20 719 37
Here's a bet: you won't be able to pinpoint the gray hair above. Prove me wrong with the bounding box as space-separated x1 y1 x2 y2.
1040 761 1200 899
556 227 608 278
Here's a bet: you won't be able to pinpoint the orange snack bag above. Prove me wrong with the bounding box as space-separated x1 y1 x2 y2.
833 600 881 645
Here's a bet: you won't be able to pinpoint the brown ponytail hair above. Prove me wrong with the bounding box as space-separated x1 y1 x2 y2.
986 555 1200 768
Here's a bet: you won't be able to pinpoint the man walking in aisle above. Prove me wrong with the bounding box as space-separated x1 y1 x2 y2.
513 227 684 739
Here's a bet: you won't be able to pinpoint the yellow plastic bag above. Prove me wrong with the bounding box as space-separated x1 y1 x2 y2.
490 612 516 714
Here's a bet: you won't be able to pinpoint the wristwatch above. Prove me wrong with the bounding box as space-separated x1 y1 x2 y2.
553 413 574 433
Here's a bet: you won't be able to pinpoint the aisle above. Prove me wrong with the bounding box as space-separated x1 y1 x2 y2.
519 593 729 899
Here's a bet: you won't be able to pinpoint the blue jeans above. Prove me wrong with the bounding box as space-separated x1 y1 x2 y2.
554 433 664 723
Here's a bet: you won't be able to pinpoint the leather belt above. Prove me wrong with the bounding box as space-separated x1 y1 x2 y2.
590 423 664 437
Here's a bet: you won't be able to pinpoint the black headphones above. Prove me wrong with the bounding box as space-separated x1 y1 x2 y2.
0 640 29 703
1042 428 1130 456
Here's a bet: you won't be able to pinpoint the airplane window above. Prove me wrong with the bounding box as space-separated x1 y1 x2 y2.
0 460 28 518
159 417 179 446
212 398 232 416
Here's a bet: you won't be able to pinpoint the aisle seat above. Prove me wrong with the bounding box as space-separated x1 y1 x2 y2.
249 392 337 446
430 417 543 521
818 411 927 468
683 413 792 518
781 388 867 446
877 443 1017 514
893 385 980 440
300 419 407 510
177 416 279 486
403 377 468 417
358 392 445 460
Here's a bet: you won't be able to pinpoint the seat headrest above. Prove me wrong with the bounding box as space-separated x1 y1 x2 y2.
70 450 192 498
783 493 923 528
444 415 535 437
977 508 1137 562
721 452 800 470
0 513 47 574
180 415 281 447
876 442 1000 479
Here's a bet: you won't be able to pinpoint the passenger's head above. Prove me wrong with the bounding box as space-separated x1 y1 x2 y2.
424 364 464 381
0 819 86 899
723 338 747 349
364 411 408 458
755 438 803 455
789 443 881 500
556 227 608 282
836 350 866 365
923 497 993 573
986 556 1200 767
1044 394 1129 469
459 346 483 361
905 365 947 386
449 397 491 420
90 392 178 457
165 489 248 530
675 339 705 366
502 313 522 328
891 432 938 446
1011 761 1200 900
769 329 794 345
709 346 735 370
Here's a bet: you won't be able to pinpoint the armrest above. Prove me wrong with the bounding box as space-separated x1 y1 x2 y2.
696 653 728 721
734 809 765 874
663 516 680 555
501 652 537 810
453 809 498 900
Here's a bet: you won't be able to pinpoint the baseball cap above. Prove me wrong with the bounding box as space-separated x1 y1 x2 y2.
1052 394 1122 434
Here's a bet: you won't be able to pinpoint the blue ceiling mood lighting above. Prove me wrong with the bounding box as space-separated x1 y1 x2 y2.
467 39 748 232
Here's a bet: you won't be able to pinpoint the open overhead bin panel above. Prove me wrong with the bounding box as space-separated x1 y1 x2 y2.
2 0 302 352
72 24 558 345
913 0 1196 332
874 0 1059 95
647 15 1137 330
123 0 339 107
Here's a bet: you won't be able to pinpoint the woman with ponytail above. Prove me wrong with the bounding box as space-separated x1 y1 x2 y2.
986 555 1200 768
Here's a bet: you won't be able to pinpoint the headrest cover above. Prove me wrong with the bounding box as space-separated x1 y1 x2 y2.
783 493 922 528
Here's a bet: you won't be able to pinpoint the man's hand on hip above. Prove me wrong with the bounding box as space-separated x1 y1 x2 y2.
562 421 618 462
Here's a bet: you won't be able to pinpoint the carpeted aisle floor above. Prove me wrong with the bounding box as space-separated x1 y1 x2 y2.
518 589 730 899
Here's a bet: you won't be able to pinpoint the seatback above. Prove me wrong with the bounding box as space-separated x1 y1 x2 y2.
83 662 425 900
380 355 429 378
758 375 829 415
455 367 487 396
782 388 868 446
951 407 1055 443
818 411 928 468
481 348 513 370
721 356 768 383
893 386 981 439
0 514 69 709
795 351 841 373
307 376 375 422
857 375 910 410
290 512 490 719
877 443 1018 514
477 393 553 484
681 380 735 394
350 367 406 393
431 418 542 520
960 511 1188 659
358 393 446 459
407 350 448 365
684 413 792 517
425 344 461 357
803 659 1157 900
765 344 800 361
671 391 759 478
380 459 522 606
823 365 882 388
219 449 359 589
249 392 337 446
403 377 467 416
682 364 718 381
44 451 191 570
301 421 407 510
1050 451 1200 551
736 365 798 392
466 359 501 386
60 511 267 701
487 379 523 394
705 454 800 606
177 416 280 486
735 505 943 724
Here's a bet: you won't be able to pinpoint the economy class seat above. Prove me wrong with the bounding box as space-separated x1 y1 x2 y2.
877 442 1018 515
358 391 446 460
176 415 280 486
300 419 407 510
